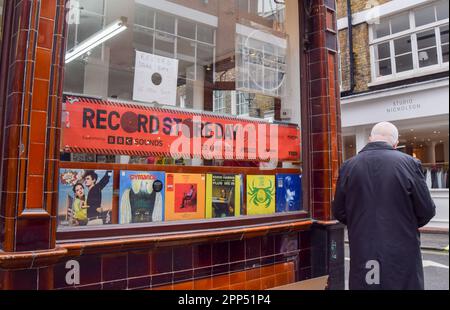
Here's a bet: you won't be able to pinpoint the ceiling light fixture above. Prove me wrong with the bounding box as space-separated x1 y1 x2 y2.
65 17 128 64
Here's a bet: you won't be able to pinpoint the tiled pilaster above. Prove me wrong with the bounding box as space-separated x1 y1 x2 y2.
0 0 65 254
306 0 343 221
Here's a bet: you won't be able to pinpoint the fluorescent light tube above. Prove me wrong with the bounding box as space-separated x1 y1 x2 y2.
65 16 128 64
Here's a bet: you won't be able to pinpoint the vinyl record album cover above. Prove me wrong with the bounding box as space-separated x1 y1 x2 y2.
165 173 206 221
58 169 114 227
276 174 302 213
206 174 242 218
119 171 165 224
246 175 276 215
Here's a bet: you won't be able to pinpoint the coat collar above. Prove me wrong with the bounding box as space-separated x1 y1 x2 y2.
359 142 395 153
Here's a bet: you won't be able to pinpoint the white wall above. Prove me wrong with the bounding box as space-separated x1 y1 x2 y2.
341 79 449 128
426 190 449 230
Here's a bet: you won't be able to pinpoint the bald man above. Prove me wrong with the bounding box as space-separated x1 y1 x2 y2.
333 122 435 290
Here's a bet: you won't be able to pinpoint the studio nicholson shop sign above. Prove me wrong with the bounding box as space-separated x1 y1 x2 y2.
386 98 421 114
61 97 301 161
341 81 449 128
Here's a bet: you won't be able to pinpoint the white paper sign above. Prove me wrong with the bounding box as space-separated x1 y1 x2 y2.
133 51 179 106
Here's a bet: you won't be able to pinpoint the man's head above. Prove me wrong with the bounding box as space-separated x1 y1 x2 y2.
369 122 399 148
83 170 98 188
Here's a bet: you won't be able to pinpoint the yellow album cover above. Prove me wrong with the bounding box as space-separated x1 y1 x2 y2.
206 174 242 218
165 173 206 221
246 175 276 215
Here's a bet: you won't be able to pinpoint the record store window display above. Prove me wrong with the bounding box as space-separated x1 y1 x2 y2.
59 0 303 230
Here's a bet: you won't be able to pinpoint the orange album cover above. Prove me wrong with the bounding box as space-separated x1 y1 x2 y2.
165 173 206 221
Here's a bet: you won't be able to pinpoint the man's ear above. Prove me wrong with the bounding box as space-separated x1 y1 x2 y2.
368 135 374 143
394 141 399 149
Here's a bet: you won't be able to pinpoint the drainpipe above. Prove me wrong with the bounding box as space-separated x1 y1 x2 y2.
343 0 355 96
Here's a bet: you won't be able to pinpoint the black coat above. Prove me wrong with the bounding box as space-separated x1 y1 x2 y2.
333 142 436 290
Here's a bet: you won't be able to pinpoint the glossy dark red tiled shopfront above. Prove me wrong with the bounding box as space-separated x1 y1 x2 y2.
49 233 309 290
0 0 345 290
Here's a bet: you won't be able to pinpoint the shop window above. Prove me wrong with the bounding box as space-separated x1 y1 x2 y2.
370 0 449 82
398 125 449 191
59 0 304 235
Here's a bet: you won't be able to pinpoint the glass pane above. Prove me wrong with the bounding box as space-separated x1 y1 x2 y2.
374 20 390 38
177 38 196 63
414 5 436 27
63 0 298 122
79 0 104 14
133 26 154 54
377 59 392 76
179 59 195 81
60 0 304 226
197 24 215 44
418 47 438 67
77 12 103 43
442 44 449 62
376 42 391 60
156 12 175 34
441 25 449 45
67 23 76 51
178 19 196 39
391 13 410 34
134 4 154 28
417 29 437 50
395 54 413 72
197 43 214 67
257 0 285 26
154 32 175 58
436 0 449 21
394 36 412 55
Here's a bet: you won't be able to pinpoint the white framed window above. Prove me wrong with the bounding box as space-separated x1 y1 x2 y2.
369 0 449 84
236 92 251 116
133 5 216 82
213 91 226 114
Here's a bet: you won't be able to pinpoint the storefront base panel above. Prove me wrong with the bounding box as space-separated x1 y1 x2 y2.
311 223 345 290
0 229 316 290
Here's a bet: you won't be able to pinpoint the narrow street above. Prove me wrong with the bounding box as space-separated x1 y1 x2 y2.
344 243 449 290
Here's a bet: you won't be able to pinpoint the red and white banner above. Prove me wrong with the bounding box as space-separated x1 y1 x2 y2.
61 97 301 161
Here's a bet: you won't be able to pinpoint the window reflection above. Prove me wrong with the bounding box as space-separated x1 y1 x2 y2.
63 0 298 124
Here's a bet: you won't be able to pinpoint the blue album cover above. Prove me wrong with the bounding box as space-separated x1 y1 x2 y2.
119 171 165 224
276 174 302 213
